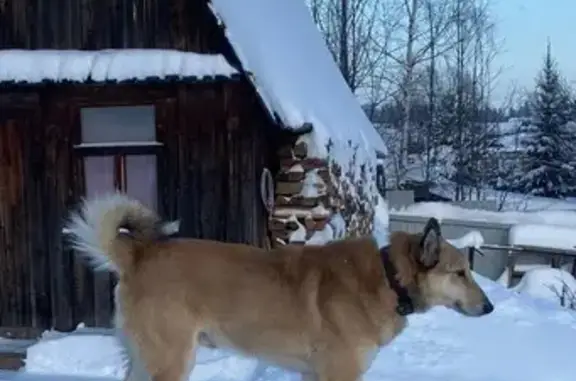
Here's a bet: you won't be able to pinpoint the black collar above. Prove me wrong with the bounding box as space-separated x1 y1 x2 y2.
379 245 414 316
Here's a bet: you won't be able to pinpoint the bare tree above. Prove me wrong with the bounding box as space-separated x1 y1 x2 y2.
434 0 505 201
307 0 506 198
423 0 460 183
379 0 458 183
308 0 383 93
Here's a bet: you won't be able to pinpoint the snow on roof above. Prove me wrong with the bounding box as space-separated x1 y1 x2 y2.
372 195 390 247
446 230 485 249
509 224 576 251
208 0 387 159
0 49 238 84
23 273 576 381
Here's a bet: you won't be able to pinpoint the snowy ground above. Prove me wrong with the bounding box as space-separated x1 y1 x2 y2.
391 201 576 227
13 272 576 381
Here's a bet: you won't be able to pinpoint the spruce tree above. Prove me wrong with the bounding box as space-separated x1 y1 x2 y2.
515 42 575 198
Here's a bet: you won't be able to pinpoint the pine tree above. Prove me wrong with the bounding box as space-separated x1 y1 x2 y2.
515 42 575 198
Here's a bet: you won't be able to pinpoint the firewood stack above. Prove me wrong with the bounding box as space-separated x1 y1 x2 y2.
269 137 339 246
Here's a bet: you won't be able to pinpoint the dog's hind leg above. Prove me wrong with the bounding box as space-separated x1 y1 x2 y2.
123 311 198 381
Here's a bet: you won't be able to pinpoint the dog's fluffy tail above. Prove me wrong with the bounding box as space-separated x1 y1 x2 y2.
64 192 178 275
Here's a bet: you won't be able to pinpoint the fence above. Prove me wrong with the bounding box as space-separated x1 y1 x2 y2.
387 189 576 281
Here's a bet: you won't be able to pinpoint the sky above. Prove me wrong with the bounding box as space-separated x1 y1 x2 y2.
492 0 576 105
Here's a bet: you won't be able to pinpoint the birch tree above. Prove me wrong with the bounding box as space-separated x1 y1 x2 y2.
308 0 383 92
381 0 457 184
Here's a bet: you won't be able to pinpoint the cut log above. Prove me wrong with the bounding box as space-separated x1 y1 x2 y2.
269 217 300 231
304 216 329 231
317 167 331 184
276 181 304 195
280 157 328 171
275 195 321 207
276 170 305 182
271 230 291 242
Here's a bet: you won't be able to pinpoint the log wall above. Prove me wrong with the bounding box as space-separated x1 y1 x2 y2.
0 79 275 334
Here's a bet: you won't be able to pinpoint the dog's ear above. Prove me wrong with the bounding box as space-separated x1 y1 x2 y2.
418 217 441 269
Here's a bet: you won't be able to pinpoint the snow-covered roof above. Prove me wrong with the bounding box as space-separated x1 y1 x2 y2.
208 0 387 156
0 49 239 84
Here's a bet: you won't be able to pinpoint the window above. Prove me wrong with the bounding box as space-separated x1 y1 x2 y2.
80 106 156 143
75 105 162 210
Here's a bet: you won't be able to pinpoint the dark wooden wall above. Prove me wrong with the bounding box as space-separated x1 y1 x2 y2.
161 81 277 245
0 79 277 334
0 0 233 55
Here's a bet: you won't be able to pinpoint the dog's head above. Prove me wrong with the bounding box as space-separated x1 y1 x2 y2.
410 218 494 317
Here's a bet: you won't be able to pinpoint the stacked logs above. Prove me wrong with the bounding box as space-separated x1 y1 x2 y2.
269 137 339 246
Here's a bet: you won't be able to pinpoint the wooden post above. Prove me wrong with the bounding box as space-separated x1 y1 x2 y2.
467 247 475 270
506 251 516 287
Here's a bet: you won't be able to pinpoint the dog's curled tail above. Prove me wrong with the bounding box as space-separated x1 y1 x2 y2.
64 192 178 275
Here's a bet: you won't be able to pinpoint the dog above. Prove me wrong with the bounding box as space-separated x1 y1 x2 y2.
64 192 494 381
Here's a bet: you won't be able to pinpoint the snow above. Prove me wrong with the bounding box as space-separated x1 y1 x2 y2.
306 225 334 245
446 230 485 249
19 274 576 381
287 164 304 173
427 181 576 213
25 335 124 380
492 191 576 212
372 195 390 247
286 216 307 244
509 224 576 251
299 170 327 198
327 213 347 240
391 201 576 227
208 0 385 154
497 261 576 287
0 49 238 84
208 0 386 197
273 206 329 219
513 268 576 308
495 118 530 153
309 205 330 218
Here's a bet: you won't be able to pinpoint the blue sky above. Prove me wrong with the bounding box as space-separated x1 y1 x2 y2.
492 0 576 104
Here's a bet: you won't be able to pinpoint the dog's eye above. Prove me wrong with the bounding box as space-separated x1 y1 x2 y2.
456 270 466 278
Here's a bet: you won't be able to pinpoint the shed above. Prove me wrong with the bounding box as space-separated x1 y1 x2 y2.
0 0 386 335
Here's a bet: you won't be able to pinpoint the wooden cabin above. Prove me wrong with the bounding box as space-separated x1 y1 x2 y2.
0 0 387 337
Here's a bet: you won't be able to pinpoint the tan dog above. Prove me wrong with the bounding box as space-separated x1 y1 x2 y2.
64 193 494 381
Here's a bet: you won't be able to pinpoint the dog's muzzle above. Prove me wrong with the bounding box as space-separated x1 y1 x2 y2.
454 298 494 317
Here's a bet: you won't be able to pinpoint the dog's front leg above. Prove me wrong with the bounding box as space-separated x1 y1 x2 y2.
301 372 319 381
312 354 362 381
125 354 152 381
